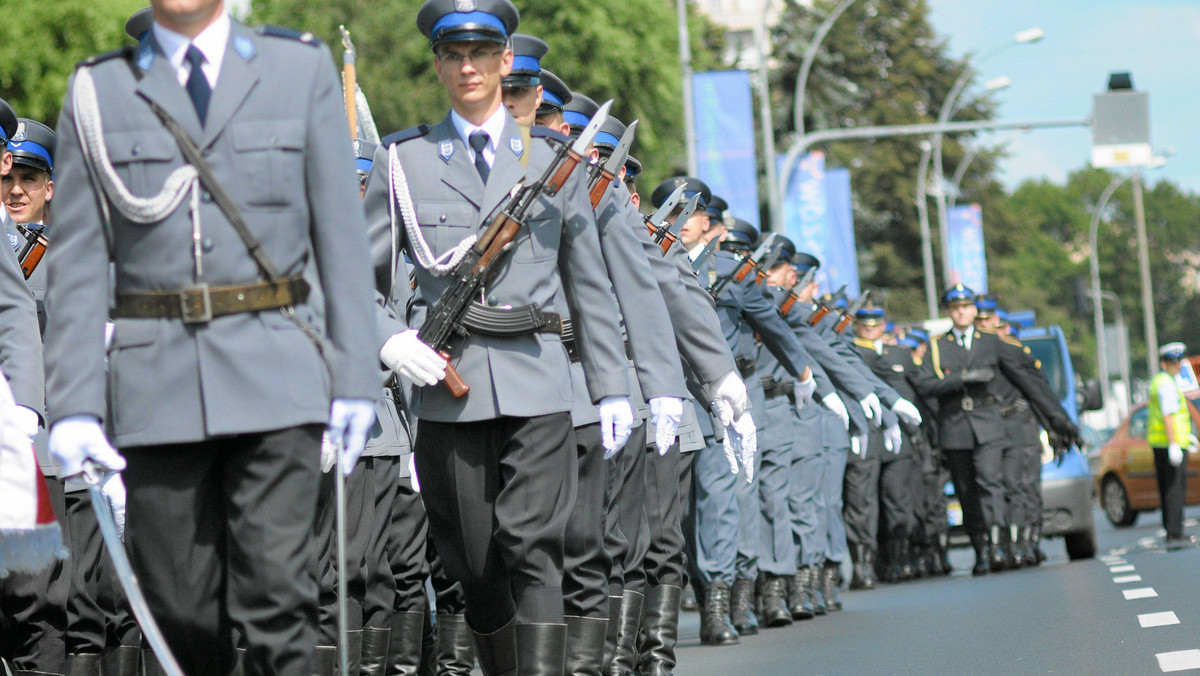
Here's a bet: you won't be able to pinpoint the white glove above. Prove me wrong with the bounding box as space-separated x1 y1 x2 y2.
721 412 758 482
599 396 635 459
327 399 376 476
105 321 115 350
381 329 446 386
1168 442 1184 467
850 433 869 457
884 423 903 454
708 370 750 426
891 398 922 426
821 393 850 431
860 393 882 424
101 472 127 539
793 374 817 409
1188 434 1198 455
408 454 420 493
12 405 39 443
49 416 126 478
649 397 684 456
319 431 337 474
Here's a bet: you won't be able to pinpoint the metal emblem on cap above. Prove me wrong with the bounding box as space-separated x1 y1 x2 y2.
11 122 25 143
439 140 454 161
673 177 687 189
510 137 523 156
354 139 361 156
455 0 477 11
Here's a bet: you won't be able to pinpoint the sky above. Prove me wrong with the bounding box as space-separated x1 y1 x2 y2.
926 0 1200 194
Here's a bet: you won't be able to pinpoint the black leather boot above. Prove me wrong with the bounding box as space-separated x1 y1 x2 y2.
823 562 843 611
637 584 682 675
346 628 364 675
609 589 643 676
418 605 436 676
360 626 390 676
760 575 793 627
897 532 915 581
698 579 739 646
937 531 953 575
100 646 140 676
314 646 339 676
989 525 1009 572
729 578 758 636
384 611 423 676
862 547 878 589
514 623 566 676
1009 525 1026 568
809 565 829 616
472 617 517 676
437 614 477 676
1031 524 1047 565
565 616 606 676
141 649 167 676
970 533 990 576
602 595 622 672
787 568 814 620
65 653 101 676
849 544 870 590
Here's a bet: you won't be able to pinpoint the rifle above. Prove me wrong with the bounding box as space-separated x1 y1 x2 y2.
14 224 47 279
338 26 357 140
708 232 777 300
779 266 817 316
640 184 684 252
834 289 871 334
588 120 637 209
417 102 610 397
754 242 782 286
689 234 722 272
808 284 845 327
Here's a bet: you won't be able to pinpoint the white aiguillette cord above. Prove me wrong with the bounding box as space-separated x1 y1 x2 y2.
388 143 475 277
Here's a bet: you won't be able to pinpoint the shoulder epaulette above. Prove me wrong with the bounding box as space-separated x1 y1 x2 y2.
853 337 874 349
77 45 134 69
254 25 322 46
1000 334 1022 347
530 126 570 144
938 332 954 343
978 327 996 335
382 125 431 147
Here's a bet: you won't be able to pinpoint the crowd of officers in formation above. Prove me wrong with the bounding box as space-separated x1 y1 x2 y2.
0 0 1088 675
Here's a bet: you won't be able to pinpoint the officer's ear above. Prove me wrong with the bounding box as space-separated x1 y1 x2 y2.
44 177 54 202
498 47 514 77
1 151 11 177
535 84 544 110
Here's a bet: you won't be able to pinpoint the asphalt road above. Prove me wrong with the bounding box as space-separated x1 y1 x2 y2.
674 505 1200 675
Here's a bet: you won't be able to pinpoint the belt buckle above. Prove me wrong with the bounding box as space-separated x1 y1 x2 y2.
179 284 212 324
961 395 974 412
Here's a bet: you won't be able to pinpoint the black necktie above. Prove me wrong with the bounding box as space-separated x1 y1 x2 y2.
185 45 210 125
468 130 490 183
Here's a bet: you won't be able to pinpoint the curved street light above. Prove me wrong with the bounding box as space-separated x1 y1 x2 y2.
1089 174 1133 395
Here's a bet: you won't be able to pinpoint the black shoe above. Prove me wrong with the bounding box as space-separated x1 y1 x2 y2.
849 544 874 590
565 616 606 676
637 585 681 675
611 589 644 676
989 525 1009 572
760 575 793 627
787 568 814 620
515 623 567 676
809 565 828 616
435 614 475 676
823 563 843 611
970 533 990 576
680 586 699 612
471 617 517 676
937 532 953 575
384 612 423 676
729 578 759 635
65 653 102 676
1008 525 1026 569
1031 524 1047 564
101 646 140 676
698 580 740 646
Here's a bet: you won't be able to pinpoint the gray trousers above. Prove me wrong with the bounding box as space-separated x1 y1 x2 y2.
821 412 850 563
757 395 799 577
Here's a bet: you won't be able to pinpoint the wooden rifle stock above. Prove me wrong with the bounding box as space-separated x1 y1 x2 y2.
440 352 470 397
834 313 852 334
755 269 767 286
732 260 755 283
588 169 614 209
808 305 831 326
546 150 582 197
15 225 47 279
779 293 798 316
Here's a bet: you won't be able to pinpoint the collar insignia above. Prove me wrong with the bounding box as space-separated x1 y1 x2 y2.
233 35 255 60
439 140 454 161
7 233 18 251
510 137 523 156
137 43 154 71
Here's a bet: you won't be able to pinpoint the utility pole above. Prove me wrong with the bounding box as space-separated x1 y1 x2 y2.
755 2 780 227
676 0 697 175
1132 169 1157 375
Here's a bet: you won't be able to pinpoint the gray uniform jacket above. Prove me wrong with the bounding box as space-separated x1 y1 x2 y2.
362 113 627 423
44 23 380 446
0 239 44 416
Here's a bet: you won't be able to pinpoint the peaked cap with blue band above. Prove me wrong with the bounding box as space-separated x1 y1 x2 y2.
793 250 821 272
897 336 921 349
706 194 728 221
650 176 711 210
908 328 930 344
974 294 998 316
594 116 626 152
0 98 16 145
353 138 378 175
941 284 975 305
770 235 796 266
125 6 153 40
502 33 547 88
8 119 55 174
1159 342 1186 361
563 92 598 136
720 218 757 250
855 306 886 325
536 69 572 115
624 156 642 180
417 0 519 49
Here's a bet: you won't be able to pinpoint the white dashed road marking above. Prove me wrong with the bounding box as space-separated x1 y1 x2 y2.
1157 650 1200 673
1110 565 1136 573
1140 612 1181 628
1124 588 1159 600
1113 574 1143 583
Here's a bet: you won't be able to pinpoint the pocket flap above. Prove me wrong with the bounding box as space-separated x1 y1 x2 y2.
110 320 160 349
415 200 475 228
103 131 176 164
231 120 305 152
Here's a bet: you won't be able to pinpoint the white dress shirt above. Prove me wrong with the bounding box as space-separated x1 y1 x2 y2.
450 106 507 169
952 328 974 352
153 12 231 89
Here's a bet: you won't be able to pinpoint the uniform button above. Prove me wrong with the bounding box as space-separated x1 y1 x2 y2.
439 213 447 223
201 238 214 253
201 191 213 203
487 297 498 306
269 135 277 145
131 145 140 156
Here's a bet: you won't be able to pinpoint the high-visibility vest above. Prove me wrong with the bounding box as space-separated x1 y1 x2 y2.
1148 371 1191 447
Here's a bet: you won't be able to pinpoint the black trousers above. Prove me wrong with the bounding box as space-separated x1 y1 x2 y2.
564 423 613 619
361 456 402 628
0 476 68 673
943 439 1005 536
843 449 880 550
123 425 323 676
387 478 430 614
415 413 576 631
65 490 106 653
314 456 371 643
607 425 649 595
640 442 691 590
1152 447 1189 539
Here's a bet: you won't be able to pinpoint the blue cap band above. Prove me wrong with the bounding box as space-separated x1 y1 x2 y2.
0 127 6 142
9 141 52 170
431 11 506 40
563 110 591 128
975 298 997 310
593 131 620 148
542 90 564 107
511 55 541 73
856 308 885 319
898 337 920 349
356 158 373 173
909 329 929 343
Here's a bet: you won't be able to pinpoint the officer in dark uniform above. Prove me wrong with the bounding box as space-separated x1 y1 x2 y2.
896 329 949 576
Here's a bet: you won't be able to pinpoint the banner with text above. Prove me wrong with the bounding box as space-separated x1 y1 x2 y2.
946 203 988 293
780 152 860 297
692 70 760 230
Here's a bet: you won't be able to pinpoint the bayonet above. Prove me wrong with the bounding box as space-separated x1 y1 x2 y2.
649 184 686 227
755 242 783 285
574 100 611 155
670 194 700 237
690 235 722 272
709 232 777 299
779 266 816 316
589 119 638 208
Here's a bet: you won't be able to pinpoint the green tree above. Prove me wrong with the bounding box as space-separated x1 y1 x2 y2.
0 0 145 125
249 0 724 187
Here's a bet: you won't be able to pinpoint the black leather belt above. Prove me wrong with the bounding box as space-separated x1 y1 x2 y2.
460 302 562 337
113 277 310 324
735 356 756 378
760 377 795 399
562 318 632 363
956 394 997 412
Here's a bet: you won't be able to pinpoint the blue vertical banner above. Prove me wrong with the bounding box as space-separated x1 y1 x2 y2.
780 152 860 297
692 71 760 230
946 204 988 293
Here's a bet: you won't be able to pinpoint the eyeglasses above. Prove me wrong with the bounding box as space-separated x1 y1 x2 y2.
436 48 504 66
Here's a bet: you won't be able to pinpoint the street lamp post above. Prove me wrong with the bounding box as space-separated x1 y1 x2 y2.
755 1 781 226
676 0 697 175
916 140 938 319
1089 173 1132 396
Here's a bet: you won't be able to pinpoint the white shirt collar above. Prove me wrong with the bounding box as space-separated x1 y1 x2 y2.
450 106 508 168
953 327 973 349
688 241 708 261
153 12 231 89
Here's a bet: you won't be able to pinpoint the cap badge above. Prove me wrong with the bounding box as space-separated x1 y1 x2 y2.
509 137 523 156
439 140 454 161
455 0 477 10
11 122 25 143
